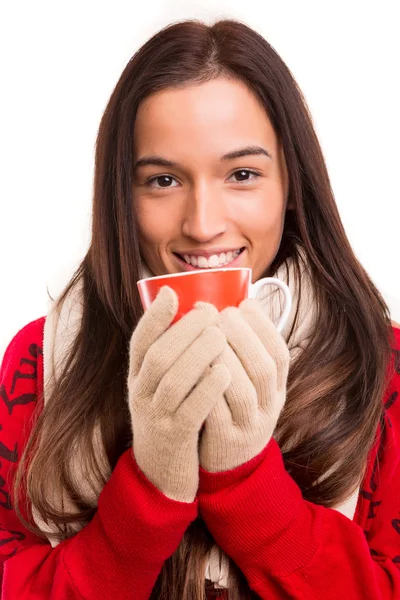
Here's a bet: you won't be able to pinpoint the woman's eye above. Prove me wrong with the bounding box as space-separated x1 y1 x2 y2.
146 169 260 189
147 175 179 189
229 169 261 184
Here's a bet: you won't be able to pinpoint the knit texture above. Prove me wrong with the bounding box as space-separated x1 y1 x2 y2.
35 250 359 589
200 298 290 472
1 316 400 598
127 287 230 502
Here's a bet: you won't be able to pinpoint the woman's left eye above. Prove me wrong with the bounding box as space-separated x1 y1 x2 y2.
146 169 261 190
228 169 261 184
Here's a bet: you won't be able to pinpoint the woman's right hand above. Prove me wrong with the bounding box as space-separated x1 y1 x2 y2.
127 286 231 503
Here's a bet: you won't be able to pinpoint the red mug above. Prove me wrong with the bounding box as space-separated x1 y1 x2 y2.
137 267 292 332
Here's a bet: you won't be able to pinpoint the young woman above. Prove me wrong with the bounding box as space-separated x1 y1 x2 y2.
0 18 399 600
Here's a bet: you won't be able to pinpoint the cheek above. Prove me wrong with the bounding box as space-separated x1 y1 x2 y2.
136 199 179 246
232 194 285 241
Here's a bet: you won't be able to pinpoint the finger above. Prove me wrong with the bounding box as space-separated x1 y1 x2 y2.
219 307 276 409
137 302 220 396
176 362 231 428
204 390 233 434
239 298 290 391
199 391 237 473
202 388 265 473
153 326 227 412
128 286 178 378
216 343 258 426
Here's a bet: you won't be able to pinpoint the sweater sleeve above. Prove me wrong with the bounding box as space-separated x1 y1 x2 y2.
197 329 400 599
0 319 197 599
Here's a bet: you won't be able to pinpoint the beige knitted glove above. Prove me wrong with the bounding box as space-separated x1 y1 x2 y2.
199 297 290 473
127 286 231 502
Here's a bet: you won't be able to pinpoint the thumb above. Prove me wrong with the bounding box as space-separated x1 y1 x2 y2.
129 286 179 377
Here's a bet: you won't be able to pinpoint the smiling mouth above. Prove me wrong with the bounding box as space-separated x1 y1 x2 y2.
173 247 246 269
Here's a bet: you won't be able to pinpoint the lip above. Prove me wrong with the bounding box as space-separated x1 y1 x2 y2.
173 248 246 272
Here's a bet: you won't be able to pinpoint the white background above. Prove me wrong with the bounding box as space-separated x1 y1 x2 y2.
1 0 399 359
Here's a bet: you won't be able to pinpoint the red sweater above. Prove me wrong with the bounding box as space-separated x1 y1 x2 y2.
1 318 400 599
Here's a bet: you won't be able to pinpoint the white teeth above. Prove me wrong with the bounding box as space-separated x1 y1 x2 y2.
180 249 243 268
197 256 208 268
208 254 220 268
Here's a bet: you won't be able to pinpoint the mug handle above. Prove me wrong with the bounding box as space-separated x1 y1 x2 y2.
248 277 292 333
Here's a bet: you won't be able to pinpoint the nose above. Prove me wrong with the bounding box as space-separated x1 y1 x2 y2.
181 183 227 242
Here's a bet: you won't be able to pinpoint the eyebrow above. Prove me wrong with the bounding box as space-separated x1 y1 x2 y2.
134 145 272 170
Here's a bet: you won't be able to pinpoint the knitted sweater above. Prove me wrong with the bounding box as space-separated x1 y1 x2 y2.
1 317 400 599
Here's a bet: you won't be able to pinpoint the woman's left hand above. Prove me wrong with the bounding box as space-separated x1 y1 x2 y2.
199 298 290 473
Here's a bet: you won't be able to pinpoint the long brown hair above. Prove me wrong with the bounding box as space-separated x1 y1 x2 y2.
14 18 394 599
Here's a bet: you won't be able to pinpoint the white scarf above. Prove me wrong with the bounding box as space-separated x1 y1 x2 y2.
35 251 359 590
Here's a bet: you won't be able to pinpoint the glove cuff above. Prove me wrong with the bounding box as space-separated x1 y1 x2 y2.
199 439 272 493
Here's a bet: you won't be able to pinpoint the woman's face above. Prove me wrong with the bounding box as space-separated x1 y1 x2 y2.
133 77 290 282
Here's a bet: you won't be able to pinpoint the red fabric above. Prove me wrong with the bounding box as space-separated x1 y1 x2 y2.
0 319 197 599
0 319 399 599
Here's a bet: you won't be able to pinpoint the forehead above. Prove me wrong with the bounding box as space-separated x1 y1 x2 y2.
133 78 278 158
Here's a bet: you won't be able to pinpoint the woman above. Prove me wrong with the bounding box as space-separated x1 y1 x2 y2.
0 18 399 600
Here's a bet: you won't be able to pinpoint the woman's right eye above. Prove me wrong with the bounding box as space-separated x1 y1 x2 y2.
146 175 179 189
